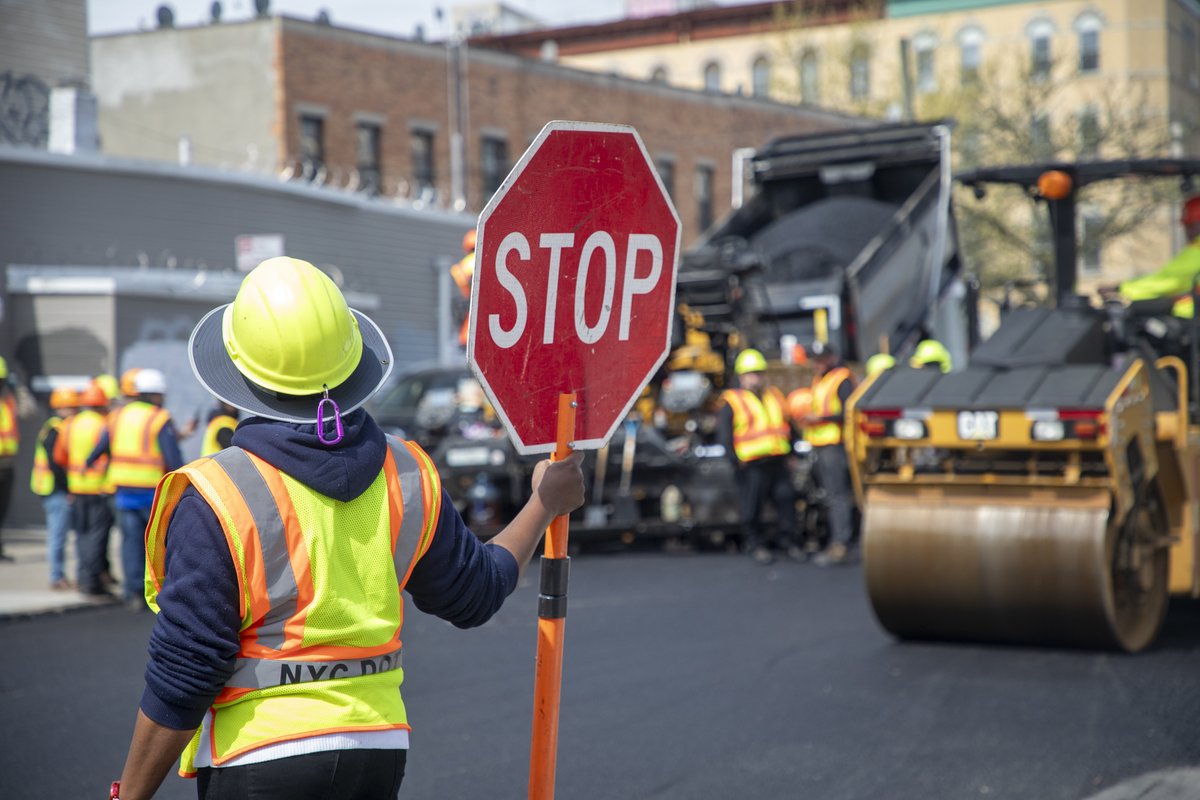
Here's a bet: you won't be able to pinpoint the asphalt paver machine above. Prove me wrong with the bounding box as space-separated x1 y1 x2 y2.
848 159 1200 651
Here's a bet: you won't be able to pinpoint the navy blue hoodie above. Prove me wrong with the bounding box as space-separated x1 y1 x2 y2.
140 409 520 730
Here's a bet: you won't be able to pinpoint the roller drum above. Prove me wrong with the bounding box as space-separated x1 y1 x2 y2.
863 484 1168 652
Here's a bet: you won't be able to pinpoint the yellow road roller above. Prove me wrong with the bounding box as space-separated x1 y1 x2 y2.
847 160 1200 652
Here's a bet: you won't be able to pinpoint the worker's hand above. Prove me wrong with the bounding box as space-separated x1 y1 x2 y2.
532 451 586 518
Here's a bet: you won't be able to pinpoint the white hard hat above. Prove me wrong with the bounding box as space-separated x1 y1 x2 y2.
133 368 168 394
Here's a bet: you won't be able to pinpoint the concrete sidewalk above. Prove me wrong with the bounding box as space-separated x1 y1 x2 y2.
0 527 131 618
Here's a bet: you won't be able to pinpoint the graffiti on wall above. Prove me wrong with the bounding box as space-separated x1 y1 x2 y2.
0 71 50 147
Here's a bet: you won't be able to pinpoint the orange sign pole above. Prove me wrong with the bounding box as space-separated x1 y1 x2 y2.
528 392 577 800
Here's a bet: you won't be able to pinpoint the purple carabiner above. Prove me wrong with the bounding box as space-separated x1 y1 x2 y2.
316 397 344 445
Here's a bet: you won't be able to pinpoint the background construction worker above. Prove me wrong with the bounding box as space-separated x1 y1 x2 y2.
909 339 953 372
200 399 239 456
1115 195 1200 304
799 341 858 567
113 256 584 800
88 368 184 611
0 356 17 561
52 382 113 599
450 228 476 348
717 348 801 565
31 387 78 590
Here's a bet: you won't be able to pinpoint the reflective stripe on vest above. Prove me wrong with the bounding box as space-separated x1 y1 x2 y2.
108 402 169 488
808 367 852 447
0 394 18 456
62 411 108 494
29 416 62 496
721 387 791 462
201 415 237 457
144 435 441 773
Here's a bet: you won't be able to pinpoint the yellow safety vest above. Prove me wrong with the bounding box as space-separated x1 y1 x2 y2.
57 410 109 495
721 387 791 462
808 367 853 447
29 415 63 496
108 401 170 489
0 393 18 457
201 414 238 457
145 436 441 777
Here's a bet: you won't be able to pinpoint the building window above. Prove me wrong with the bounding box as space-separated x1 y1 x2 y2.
656 157 676 200
850 44 870 100
1184 24 1198 88
1028 18 1056 80
299 114 325 180
1081 211 1103 273
912 32 938 94
696 164 714 231
958 26 983 86
751 56 771 97
355 121 381 196
410 128 435 199
1078 106 1100 158
1030 113 1052 159
481 134 509 197
650 66 668 84
703 61 721 92
1075 12 1102 73
800 49 819 103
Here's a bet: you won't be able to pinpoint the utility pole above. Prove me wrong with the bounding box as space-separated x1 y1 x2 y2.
447 35 469 211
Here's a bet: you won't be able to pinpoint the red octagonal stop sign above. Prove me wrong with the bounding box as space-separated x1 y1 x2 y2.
468 121 681 455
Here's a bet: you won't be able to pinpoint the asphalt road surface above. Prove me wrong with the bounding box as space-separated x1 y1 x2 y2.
3 548 1200 799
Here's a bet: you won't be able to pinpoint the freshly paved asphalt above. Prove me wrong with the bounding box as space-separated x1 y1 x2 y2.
3 546 1200 799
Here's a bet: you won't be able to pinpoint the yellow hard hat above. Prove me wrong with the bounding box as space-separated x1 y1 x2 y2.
865 353 896 376
223 257 363 396
119 369 141 397
0 356 8 380
734 348 768 375
190 256 393 423
909 339 952 373
93 373 120 401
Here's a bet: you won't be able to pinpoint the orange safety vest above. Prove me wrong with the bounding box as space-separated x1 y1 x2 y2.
0 393 18 457
721 386 791 462
145 436 441 775
108 401 171 489
808 367 853 447
29 415 63 496
54 410 109 495
451 252 475 346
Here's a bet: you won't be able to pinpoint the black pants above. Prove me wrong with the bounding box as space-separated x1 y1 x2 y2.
736 455 796 547
72 494 114 594
0 465 12 557
814 444 855 547
197 749 406 799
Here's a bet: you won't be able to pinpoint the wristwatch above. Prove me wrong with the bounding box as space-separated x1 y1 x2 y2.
110 781 121 799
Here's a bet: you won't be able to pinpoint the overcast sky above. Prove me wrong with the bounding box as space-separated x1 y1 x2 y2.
87 0 633 39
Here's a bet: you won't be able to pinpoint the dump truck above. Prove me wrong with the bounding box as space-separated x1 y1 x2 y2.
570 122 975 545
848 159 1200 652
675 120 973 368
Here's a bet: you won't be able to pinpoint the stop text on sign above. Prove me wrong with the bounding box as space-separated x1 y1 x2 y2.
488 230 665 348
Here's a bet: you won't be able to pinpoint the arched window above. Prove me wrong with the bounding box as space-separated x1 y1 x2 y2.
1074 11 1103 73
800 48 819 103
957 25 984 86
1026 17 1057 80
850 43 870 100
751 56 771 97
650 66 669 84
912 30 938 93
703 61 722 92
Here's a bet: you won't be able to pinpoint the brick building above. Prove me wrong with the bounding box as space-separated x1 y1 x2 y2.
91 14 868 243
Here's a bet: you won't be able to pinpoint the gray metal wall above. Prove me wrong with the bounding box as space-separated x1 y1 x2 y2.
0 0 88 148
0 147 474 529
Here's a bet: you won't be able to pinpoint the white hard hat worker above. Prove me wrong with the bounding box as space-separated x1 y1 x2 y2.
132 368 168 396
189 256 393 436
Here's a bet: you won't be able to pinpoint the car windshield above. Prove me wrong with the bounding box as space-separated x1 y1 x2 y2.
375 370 468 414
